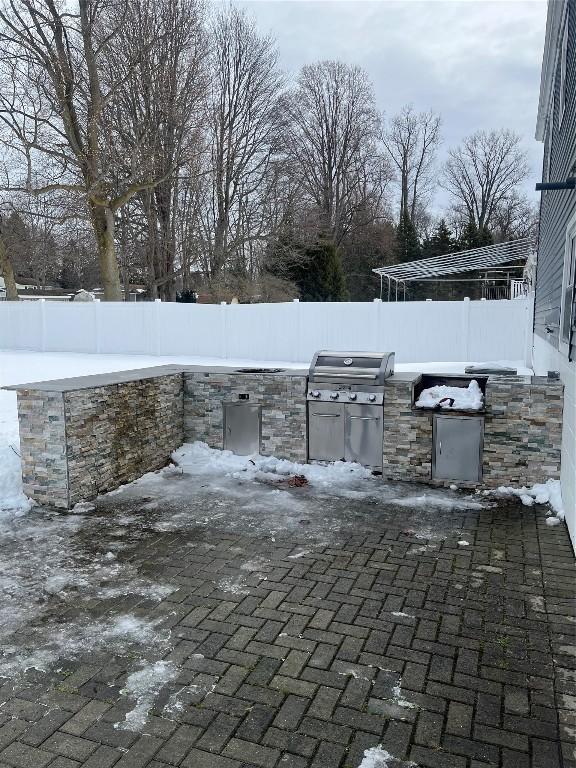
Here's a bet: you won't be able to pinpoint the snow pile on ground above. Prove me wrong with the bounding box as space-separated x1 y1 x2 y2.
495 479 565 525
389 493 485 511
415 379 483 410
109 441 489 546
0 391 32 515
116 660 177 731
172 441 373 488
357 745 418 767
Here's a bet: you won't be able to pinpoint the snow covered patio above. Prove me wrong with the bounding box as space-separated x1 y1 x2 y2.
0 350 574 767
0 438 574 767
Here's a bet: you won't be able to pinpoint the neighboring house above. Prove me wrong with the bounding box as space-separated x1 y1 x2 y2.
0 276 45 300
535 0 576 547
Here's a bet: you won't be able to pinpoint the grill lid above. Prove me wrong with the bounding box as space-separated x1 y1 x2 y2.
309 351 395 385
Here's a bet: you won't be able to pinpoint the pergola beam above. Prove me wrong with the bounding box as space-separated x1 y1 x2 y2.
373 239 533 282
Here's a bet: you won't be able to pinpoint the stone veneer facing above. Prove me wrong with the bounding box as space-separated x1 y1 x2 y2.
382 375 564 487
17 374 183 509
12 366 565 510
183 372 307 462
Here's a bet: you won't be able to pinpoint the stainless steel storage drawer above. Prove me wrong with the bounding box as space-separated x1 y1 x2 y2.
432 415 483 482
223 403 261 455
345 404 383 467
308 402 345 461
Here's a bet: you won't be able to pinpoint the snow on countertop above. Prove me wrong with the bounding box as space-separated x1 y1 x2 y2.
415 379 484 411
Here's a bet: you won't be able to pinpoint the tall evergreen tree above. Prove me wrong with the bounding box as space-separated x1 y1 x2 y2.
457 220 493 251
393 211 421 264
422 219 455 258
291 237 348 301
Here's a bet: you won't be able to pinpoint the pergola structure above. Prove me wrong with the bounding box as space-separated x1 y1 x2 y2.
373 238 533 301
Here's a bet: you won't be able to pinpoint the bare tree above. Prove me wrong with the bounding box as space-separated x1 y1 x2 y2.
108 0 208 299
442 129 530 233
0 214 18 299
203 5 283 278
490 192 539 243
0 0 184 300
382 105 441 224
282 60 387 244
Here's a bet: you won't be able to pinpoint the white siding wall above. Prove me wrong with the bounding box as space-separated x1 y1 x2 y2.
533 333 576 550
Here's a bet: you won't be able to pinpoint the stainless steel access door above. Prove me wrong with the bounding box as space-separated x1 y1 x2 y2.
308 402 345 461
345 404 383 468
432 415 483 482
223 403 261 455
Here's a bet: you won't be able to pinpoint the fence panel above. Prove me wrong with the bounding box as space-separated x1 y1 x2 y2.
0 297 533 365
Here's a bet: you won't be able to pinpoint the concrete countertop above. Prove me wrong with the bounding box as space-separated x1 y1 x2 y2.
386 372 421 384
4 364 308 393
4 365 562 394
4 365 186 393
182 365 308 377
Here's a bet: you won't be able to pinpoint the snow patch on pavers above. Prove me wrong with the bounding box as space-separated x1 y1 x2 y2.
357 745 418 767
0 614 170 679
367 670 419 720
0 506 177 684
115 660 178 731
217 575 250 595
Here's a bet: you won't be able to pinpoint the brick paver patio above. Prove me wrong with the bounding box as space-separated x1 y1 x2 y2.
0 480 574 768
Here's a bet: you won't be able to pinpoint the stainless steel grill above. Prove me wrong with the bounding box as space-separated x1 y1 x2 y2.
307 350 395 469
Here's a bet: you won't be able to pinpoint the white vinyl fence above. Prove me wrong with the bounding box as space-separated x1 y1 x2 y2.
0 297 534 365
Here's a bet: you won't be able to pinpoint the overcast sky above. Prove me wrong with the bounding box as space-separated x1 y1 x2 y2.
234 0 548 214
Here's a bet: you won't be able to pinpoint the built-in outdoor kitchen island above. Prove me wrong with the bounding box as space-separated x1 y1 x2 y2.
7 352 564 509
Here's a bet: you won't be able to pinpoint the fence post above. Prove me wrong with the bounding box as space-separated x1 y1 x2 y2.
292 299 300 362
462 297 471 361
372 298 381 351
220 302 228 359
39 299 46 352
153 298 162 356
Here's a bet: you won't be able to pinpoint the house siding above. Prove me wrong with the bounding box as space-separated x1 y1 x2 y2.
534 0 576 551
535 0 576 357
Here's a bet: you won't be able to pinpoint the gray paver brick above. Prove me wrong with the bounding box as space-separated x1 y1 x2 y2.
0 742 54 768
181 749 240 768
222 738 280 768
0 488 572 768
41 733 98 762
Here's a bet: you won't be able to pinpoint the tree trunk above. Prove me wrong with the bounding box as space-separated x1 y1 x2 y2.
0 236 19 300
401 162 409 221
89 203 123 301
212 216 227 277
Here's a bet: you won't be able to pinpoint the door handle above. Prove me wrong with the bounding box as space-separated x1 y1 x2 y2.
349 416 379 421
439 440 442 454
314 414 341 418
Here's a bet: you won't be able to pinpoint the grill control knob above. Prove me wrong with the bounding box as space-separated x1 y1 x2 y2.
330 392 339 400
312 390 320 398
369 394 377 402
348 392 357 401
